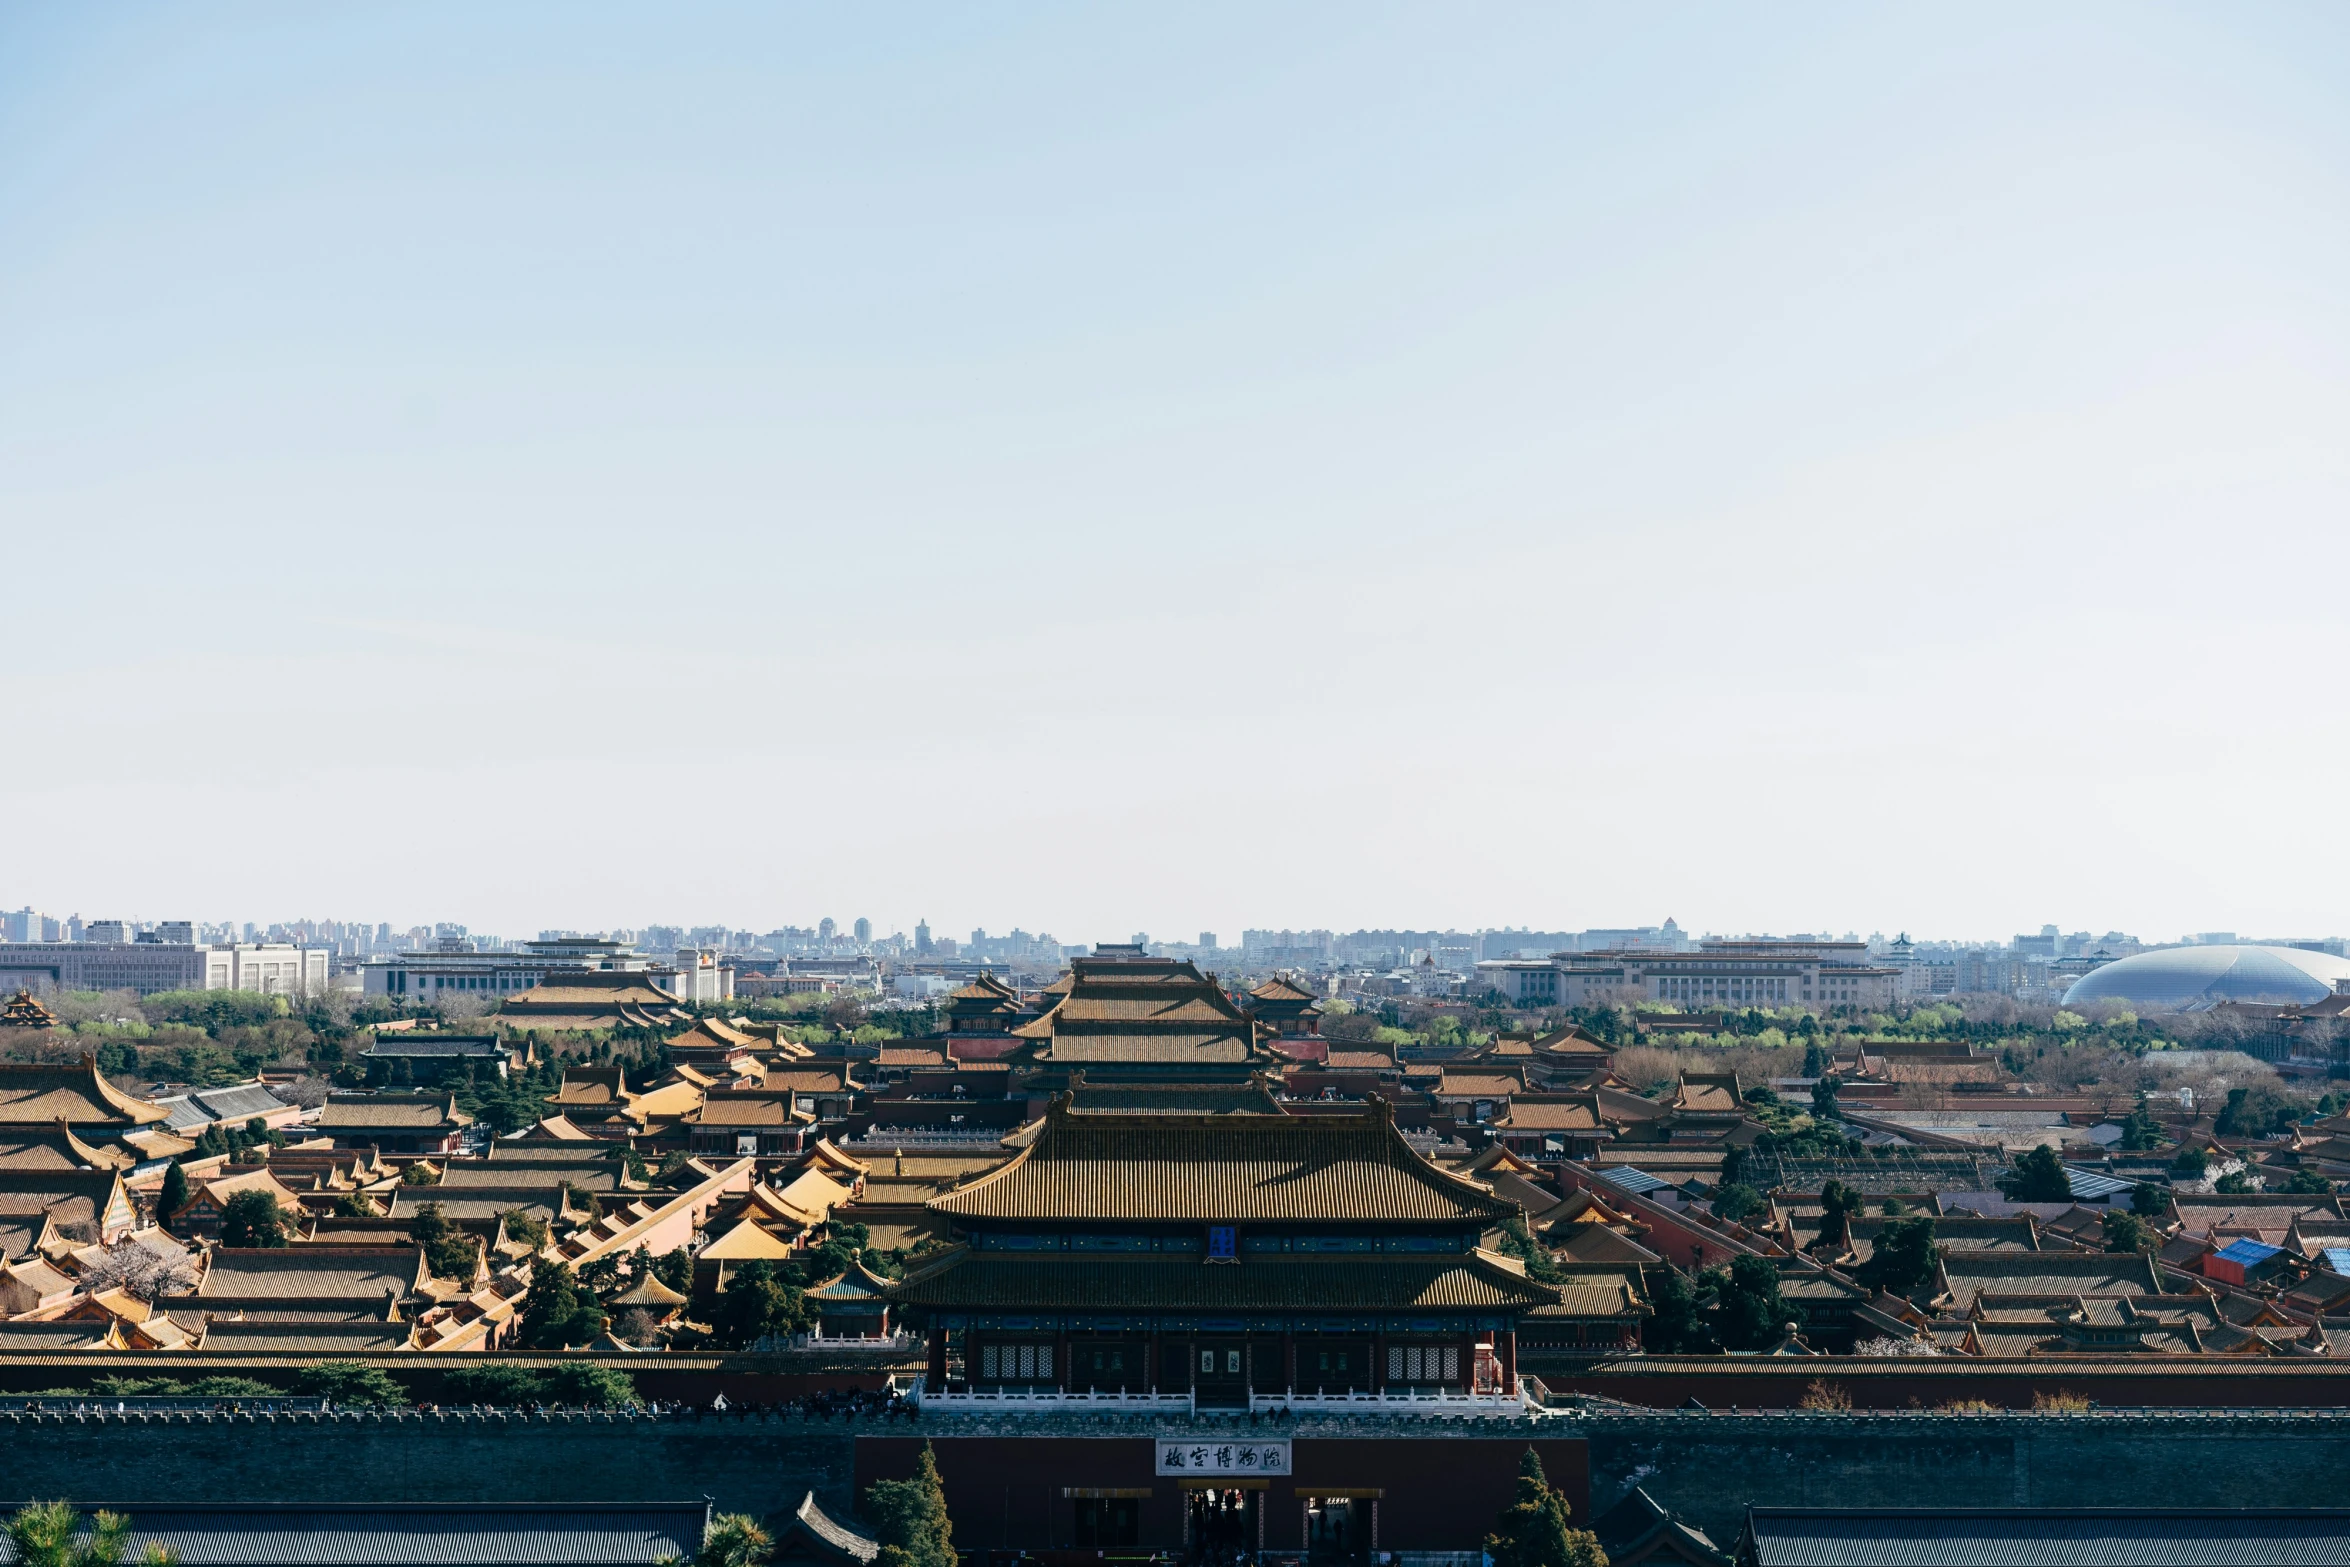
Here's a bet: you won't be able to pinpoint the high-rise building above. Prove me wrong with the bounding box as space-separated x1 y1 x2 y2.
819 917 837 943
854 917 872 945
915 920 933 956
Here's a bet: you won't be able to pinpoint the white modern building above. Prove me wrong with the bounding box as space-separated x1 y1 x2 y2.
0 933 326 997
362 935 734 1005
1474 939 1900 1011
364 935 659 1002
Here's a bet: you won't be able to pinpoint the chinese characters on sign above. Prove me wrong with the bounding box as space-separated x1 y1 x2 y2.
1157 1440 1290 1475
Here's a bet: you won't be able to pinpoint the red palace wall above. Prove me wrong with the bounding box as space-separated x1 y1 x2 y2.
857 1433 1588 1555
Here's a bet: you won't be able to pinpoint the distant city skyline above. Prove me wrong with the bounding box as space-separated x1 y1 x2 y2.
6 904 2334 960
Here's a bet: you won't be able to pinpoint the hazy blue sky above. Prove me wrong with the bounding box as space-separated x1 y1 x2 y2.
4 5 2347 946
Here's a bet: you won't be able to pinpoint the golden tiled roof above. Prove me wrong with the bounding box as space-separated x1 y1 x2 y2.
1039 1035 1257 1063
1497 1099 1603 1132
1436 1072 1523 1097
1321 1051 1400 1072
0 990 60 1029
889 1248 1554 1310
929 1100 1515 1223
693 1091 800 1128
1008 959 1270 1067
316 1094 472 1130
0 1057 170 1127
0 1121 137 1171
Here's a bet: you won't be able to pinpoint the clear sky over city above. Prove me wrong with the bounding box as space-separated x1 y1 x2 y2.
4 4 2347 945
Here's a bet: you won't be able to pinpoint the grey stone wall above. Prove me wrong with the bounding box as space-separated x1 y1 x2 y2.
1583 1410 2350 1542
0 1409 865 1520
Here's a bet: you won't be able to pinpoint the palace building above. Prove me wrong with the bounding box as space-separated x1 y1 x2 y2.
1006 954 1277 1085
890 1094 1553 1407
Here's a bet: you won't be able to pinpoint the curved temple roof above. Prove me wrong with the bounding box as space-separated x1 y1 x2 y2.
927 1097 1516 1224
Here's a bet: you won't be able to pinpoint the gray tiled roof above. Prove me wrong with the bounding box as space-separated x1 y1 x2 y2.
0 1319 113 1349
197 1083 294 1122
1744 1509 2350 1567
0 1505 710 1567
195 1321 416 1353
196 1246 425 1300
439 1166 619 1192
785 1493 877 1565
361 1035 507 1058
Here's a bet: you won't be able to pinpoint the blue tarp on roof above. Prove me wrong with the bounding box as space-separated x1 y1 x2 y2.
2216 1238 2284 1265
1597 1167 1672 1196
2323 1248 2350 1276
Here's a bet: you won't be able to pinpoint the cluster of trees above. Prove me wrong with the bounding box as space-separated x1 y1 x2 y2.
25 987 384 1087
408 1203 482 1280
1321 1005 1490 1054
191 1115 283 1162
35 1359 641 1408
8 1502 178 1567
701 1223 898 1347
1645 1254 1796 1353
219 1189 290 1248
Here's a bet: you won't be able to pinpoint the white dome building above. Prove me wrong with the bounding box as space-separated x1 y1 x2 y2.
2062 944 2350 1013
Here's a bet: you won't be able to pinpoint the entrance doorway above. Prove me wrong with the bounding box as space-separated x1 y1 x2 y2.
1300 1491 1380 1563
1305 1498 1363 1564
1185 1486 1260 1562
1072 1497 1139 1548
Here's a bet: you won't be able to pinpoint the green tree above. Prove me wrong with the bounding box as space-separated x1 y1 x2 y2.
1809 1076 1841 1121
865 1443 956 1567
2101 1210 2151 1254
1495 1215 1565 1284
1484 1449 1605 1567
439 1362 544 1405
1710 1254 1797 1351
2215 1086 2295 1139
1999 1146 2071 1202
1642 1266 1713 1353
2117 1100 2164 1152
219 1190 287 1248
154 1163 190 1230
179 1376 277 1397
293 1363 407 1406
2215 1169 2257 1195
2131 1182 2170 1218
714 1260 806 1347
1710 1183 1763 1223
2283 1168 2337 1194
520 1261 602 1349
2170 1147 2209 1179
1817 1181 1863 1248
539 1362 640 1407
408 1202 477 1281
502 1209 550 1251
1853 1217 1937 1295
7 1505 178 1567
671 1516 771 1567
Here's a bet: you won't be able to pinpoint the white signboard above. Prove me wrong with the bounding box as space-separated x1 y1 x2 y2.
1157 1439 1290 1476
